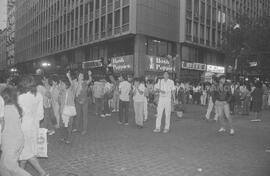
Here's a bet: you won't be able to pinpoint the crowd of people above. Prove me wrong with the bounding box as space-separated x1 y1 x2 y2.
0 70 269 175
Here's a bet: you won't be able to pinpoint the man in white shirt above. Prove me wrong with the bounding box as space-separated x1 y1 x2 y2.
118 75 132 125
154 72 175 133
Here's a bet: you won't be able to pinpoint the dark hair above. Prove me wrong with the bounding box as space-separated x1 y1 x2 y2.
120 74 127 81
18 75 37 95
50 75 60 84
1 87 23 117
62 78 71 89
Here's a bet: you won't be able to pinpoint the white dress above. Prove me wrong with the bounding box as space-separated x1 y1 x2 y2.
18 92 44 160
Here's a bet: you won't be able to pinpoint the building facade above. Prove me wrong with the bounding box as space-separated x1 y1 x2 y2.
7 0 16 67
0 29 7 71
14 0 270 80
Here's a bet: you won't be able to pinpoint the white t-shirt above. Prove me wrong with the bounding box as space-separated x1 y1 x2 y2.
119 81 131 102
0 95 4 118
133 84 145 102
155 79 175 99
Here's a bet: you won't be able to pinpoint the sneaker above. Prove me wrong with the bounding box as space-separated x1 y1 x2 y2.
100 114 106 118
229 129 235 136
72 129 78 133
163 129 170 133
81 131 87 135
118 121 123 125
251 119 261 122
48 130 55 136
153 129 161 133
112 109 116 112
124 123 129 126
218 128 226 133
105 114 112 117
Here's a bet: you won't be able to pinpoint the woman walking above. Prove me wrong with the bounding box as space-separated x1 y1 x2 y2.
0 87 32 176
18 75 49 176
133 78 146 128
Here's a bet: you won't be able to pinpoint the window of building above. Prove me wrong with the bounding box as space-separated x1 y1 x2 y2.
212 28 216 43
89 21 93 37
95 0 100 9
102 0 106 7
80 5 83 17
186 19 192 36
186 0 192 11
194 0 199 17
101 16 106 32
201 2 205 20
114 10 120 27
122 7 129 25
95 19 99 34
107 13 113 32
200 25 204 39
146 38 174 57
193 22 198 38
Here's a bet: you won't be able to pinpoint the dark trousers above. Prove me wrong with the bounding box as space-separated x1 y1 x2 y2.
41 107 56 130
95 98 104 115
75 100 89 132
119 100 130 123
103 98 110 114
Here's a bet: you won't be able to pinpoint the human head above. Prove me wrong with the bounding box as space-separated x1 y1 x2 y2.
18 75 37 95
163 71 169 80
218 75 226 84
76 71 85 82
1 86 22 117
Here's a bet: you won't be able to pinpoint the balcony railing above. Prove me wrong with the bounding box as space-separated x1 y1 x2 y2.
200 38 204 44
107 29 112 37
115 0 120 9
123 0 130 6
95 33 99 40
101 31 106 38
122 24 129 32
107 3 113 13
101 6 106 15
185 34 192 41
186 11 192 18
114 26 121 34
193 36 199 43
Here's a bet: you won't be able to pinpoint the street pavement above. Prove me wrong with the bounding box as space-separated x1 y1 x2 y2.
26 105 270 176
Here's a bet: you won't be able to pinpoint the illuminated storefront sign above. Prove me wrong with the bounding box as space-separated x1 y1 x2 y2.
146 56 175 72
111 55 134 72
82 60 102 69
181 61 206 71
207 65 225 73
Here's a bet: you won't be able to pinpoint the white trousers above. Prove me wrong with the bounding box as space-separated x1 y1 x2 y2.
205 97 218 120
156 97 171 130
144 97 148 120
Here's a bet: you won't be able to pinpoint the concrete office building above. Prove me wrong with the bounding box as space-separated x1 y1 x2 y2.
0 29 7 71
6 0 16 67
14 0 270 80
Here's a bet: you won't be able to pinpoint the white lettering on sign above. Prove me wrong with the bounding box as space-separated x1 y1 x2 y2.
182 61 206 71
207 65 225 73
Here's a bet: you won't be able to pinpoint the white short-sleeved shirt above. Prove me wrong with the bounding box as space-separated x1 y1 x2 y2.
133 84 146 102
155 79 175 99
119 81 131 102
0 95 4 118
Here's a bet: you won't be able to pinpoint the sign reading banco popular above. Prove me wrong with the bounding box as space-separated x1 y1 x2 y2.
111 55 134 72
146 56 175 72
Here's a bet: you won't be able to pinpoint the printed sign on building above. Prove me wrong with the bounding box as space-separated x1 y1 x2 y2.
181 61 206 71
146 56 175 72
111 55 134 72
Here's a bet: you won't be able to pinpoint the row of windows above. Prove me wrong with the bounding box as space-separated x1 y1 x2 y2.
15 0 131 61
185 0 270 48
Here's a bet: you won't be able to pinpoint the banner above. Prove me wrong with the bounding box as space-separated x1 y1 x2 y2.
146 56 175 72
207 65 225 73
111 55 134 72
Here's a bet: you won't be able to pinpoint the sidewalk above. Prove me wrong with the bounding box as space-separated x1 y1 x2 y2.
27 105 270 176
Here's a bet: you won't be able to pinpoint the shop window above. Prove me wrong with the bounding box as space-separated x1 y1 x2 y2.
158 41 167 57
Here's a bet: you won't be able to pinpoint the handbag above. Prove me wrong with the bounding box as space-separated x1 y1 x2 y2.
63 92 77 117
37 128 48 158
